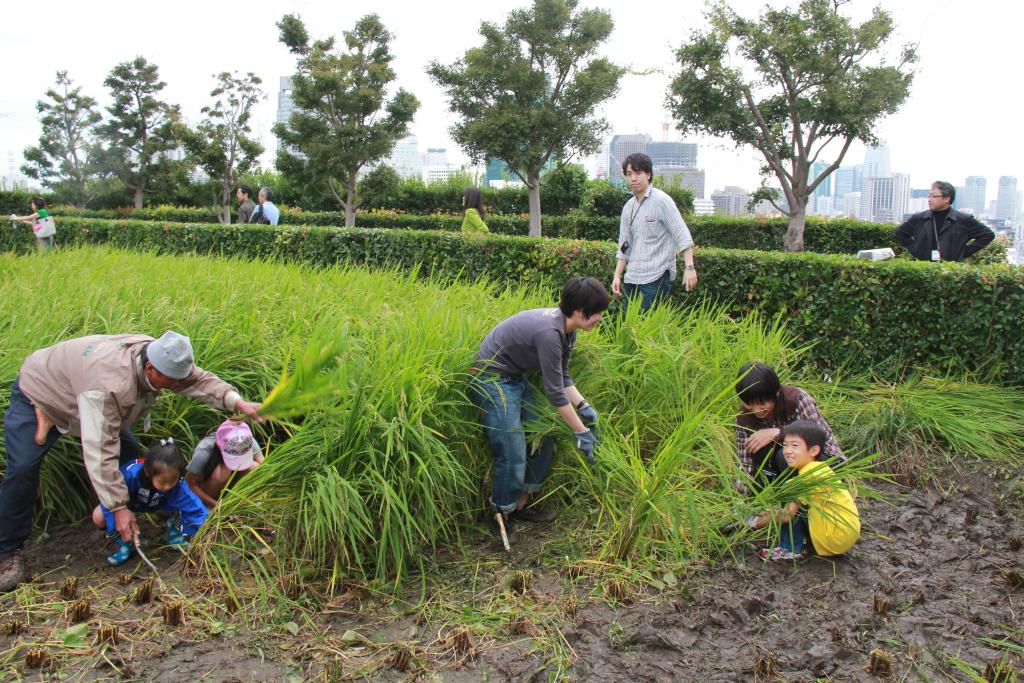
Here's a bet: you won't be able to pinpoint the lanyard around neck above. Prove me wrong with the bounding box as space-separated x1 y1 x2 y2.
629 194 649 229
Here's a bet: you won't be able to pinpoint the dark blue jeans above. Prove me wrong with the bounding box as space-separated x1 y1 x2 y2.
777 507 810 554
470 375 555 514
622 270 672 315
0 377 143 557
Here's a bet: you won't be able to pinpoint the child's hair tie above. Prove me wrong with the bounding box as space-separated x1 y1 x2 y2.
160 437 174 446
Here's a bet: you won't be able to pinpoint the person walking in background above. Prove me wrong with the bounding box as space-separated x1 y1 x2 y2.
250 187 280 226
10 197 56 252
236 184 257 224
894 181 994 262
612 153 697 313
460 187 489 234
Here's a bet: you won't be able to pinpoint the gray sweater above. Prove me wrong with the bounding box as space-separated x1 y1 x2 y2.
474 308 576 407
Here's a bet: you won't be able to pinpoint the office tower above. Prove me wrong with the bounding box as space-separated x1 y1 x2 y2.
833 165 862 208
997 176 1019 221
647 142 697 167
711 186 749 216
809 160 832 215
960 176 986 215
388 136 422 180
608 134 648 183
654 167 705 199
862 144 891 179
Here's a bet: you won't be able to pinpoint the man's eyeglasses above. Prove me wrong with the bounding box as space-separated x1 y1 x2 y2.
927 194 947 199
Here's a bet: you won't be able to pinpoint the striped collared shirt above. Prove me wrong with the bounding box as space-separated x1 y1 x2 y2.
616 185 695 285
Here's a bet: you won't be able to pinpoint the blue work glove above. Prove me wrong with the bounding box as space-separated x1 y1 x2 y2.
575 428 598 465
576 401 598 427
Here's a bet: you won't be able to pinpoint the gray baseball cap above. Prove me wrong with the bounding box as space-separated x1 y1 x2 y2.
148 331 194 380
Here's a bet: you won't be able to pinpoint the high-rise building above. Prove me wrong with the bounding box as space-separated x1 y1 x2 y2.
275 77 305 160
891 173 911 222
809 160 832 215
843 192 861 217
595 142 610 180
997 176 1019 221
608 134 648 183
387 135 422 180
484 157 512 186
276 77 296 127
860 173 910 223
647 142 697 167
862 144 891 180
961 176 987 215
711 186 749 217
654 166 705 199
833 165 862 208
425 148 448 167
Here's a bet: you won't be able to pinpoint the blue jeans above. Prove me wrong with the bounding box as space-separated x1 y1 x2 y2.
0 377 143 557
777 507 810 554
470 375 555 514
622 270 672 314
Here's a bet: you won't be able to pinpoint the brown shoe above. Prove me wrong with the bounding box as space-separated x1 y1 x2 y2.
0 550 26 592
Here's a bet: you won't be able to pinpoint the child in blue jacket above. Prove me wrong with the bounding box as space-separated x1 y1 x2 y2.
91 438 208 566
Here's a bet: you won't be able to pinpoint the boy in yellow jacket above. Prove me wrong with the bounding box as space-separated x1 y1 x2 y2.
757 419 860 562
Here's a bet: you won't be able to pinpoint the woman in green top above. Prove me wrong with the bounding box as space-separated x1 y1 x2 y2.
460 187 489 234
12 197 56 252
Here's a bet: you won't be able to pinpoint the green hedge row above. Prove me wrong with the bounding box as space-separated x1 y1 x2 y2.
4 216 1021 384
44 205 951 257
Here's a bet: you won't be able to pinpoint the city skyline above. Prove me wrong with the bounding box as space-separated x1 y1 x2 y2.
2 0 1021 199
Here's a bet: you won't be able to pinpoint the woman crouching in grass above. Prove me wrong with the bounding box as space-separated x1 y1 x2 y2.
185 420 263 509
734 362 846 495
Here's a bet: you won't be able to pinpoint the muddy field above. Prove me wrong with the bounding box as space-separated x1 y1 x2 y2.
2 466 1022 681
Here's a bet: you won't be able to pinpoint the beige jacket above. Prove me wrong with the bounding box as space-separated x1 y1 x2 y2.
18 334 241 511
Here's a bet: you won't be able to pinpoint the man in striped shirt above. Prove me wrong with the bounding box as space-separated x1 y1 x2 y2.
611 153 697 312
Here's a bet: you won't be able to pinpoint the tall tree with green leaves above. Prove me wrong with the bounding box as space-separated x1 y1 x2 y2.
184 72 265 223
21 71 105 207
668 0 916 251
428 0 623 237
98 57 187 209
274 14 419 227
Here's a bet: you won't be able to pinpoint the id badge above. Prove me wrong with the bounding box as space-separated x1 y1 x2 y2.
931 250 941 262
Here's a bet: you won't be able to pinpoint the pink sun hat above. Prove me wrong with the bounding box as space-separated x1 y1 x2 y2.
215 420 258 471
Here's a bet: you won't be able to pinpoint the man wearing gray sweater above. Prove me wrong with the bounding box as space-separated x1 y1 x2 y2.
471 277 609 534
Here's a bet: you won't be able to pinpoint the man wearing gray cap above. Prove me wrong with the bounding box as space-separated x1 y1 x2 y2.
0 331 263 591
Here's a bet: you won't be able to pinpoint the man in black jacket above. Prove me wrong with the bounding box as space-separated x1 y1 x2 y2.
894 181 994 262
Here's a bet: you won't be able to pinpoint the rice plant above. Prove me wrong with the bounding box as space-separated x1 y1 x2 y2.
2 246 1022 592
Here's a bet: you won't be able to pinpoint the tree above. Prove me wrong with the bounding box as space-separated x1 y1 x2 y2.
21 71 105 208
357 165 401 211
540 163 588 215
98 57 187 209
184 72 265 223
668 0 915 251
428 0 623 236
274 14 419 227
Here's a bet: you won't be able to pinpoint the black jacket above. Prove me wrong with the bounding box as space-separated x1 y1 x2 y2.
893 208 995 262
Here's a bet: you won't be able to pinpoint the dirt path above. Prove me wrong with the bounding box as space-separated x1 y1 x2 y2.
2 468 1022 681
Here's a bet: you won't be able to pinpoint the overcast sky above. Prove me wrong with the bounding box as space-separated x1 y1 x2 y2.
1 0 1020 198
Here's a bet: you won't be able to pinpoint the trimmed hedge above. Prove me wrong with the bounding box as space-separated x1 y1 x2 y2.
4 216 1022 384
46 205 952 257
